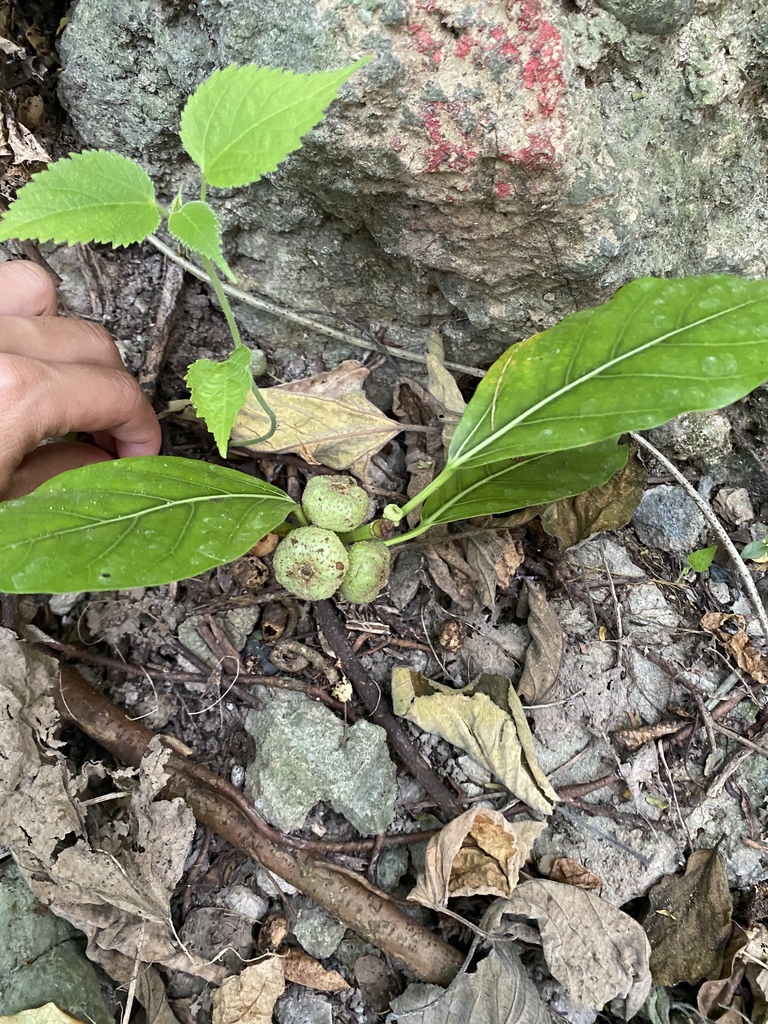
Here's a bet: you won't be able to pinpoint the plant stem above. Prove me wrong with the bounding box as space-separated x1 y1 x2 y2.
200 253 277 443
146 234 485 377
397 464 455 520
200 254 243 348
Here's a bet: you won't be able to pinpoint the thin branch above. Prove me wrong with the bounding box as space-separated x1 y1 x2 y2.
631 432 768 643
146 234 484 378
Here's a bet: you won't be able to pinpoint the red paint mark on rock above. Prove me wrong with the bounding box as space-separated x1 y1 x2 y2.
494 180 512 198
454 33 474 59
389 133 403 153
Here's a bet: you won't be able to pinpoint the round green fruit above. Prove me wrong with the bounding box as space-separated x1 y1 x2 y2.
302 474 369 532
272 527 349 601
339 541 391 604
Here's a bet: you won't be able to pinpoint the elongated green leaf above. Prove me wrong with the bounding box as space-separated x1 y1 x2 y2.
449 276 768 470
421 440 628 528
168 199 236 282
180 59 369 188
0 150 160 246
186 347 253 457
0 456 296 593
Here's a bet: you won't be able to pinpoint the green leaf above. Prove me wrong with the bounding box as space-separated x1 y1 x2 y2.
180 58 370 188
741 539 768 562
0 150 160 247
449 276 768 470
168 199 236 282
420 439 628 529
186 347 253 457
0 456 296 593
686 545 718 572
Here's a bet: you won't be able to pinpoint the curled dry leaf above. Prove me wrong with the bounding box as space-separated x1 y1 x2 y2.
425 332 466 448
212 956 285 1024
281 948 350 992
391 667 558 815
490 880 652 1020
701 612 768 686
517 582 563 705
697 924 751 1024
463 531 524 615
408 808 546 908
644 848 733 987
548 857 603 892
390 945 551 1024
230 360 401 480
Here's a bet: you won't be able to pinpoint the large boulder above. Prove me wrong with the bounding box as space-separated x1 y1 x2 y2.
58 1 768 373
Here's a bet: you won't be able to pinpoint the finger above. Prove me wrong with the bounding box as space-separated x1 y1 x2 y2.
0 315 125 369
0 261 58 316
4 441 113 499
0 356 162 465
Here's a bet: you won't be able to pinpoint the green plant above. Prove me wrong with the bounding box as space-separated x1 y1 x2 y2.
1 74 768 596
0 59 369 451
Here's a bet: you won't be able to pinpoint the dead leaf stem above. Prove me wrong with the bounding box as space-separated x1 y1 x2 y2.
315 600 466 821
55 664 465 987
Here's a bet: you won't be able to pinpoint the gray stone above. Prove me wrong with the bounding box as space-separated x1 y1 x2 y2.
291 901 346 959
645 411 732 464
221 885 270 922
0 864 112 1024
374 845 410 892
594 0 694 35
244 691 397 834
177 607 260 667
632 484 706 554
56 2 768 386
276 989 333 1024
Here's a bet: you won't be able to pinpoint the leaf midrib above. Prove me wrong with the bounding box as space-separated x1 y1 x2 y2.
450 296 762 467
0 489 293 550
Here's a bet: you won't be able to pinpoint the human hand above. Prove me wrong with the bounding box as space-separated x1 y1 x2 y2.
0 260 161 499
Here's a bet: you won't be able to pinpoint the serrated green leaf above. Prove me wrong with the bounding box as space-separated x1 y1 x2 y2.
449 276 768 471
0 150 160 247
0 456 296 593
168 200 236 282
180 58 370 188
420 440 628 529
686 545 718 572
186 347 253 457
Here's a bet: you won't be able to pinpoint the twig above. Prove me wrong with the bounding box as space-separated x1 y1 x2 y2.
315 600 465 821
147 233 484 378
55 664 464 986
631 432 768 643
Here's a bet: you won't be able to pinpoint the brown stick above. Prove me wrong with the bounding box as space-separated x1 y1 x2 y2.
315 600 465 820
55 665 464 986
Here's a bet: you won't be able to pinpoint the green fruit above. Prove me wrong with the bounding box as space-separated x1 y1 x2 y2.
272 527 349 600
302 474 369 532
339 541 391 604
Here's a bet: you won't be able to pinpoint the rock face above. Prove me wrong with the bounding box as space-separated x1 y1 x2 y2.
58 1 768 374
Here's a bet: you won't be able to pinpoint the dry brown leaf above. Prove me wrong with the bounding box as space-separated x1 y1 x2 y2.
354 955 399 1013
392 380 442 528
0 628 221 1024
391 667 558 815
390 945 551 1024
425 333 465 448
540 448 646 548
644 847 733 987
548 857 603 892
425 543 477 608
701 612 768 685
492 880 652 1019
409 808 545 908
463 532 523 614
212 956 285 1024
281 948 350 992
0 1006 85 1024
698 925 749 1024
229 361 401 480
517 582 563 705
